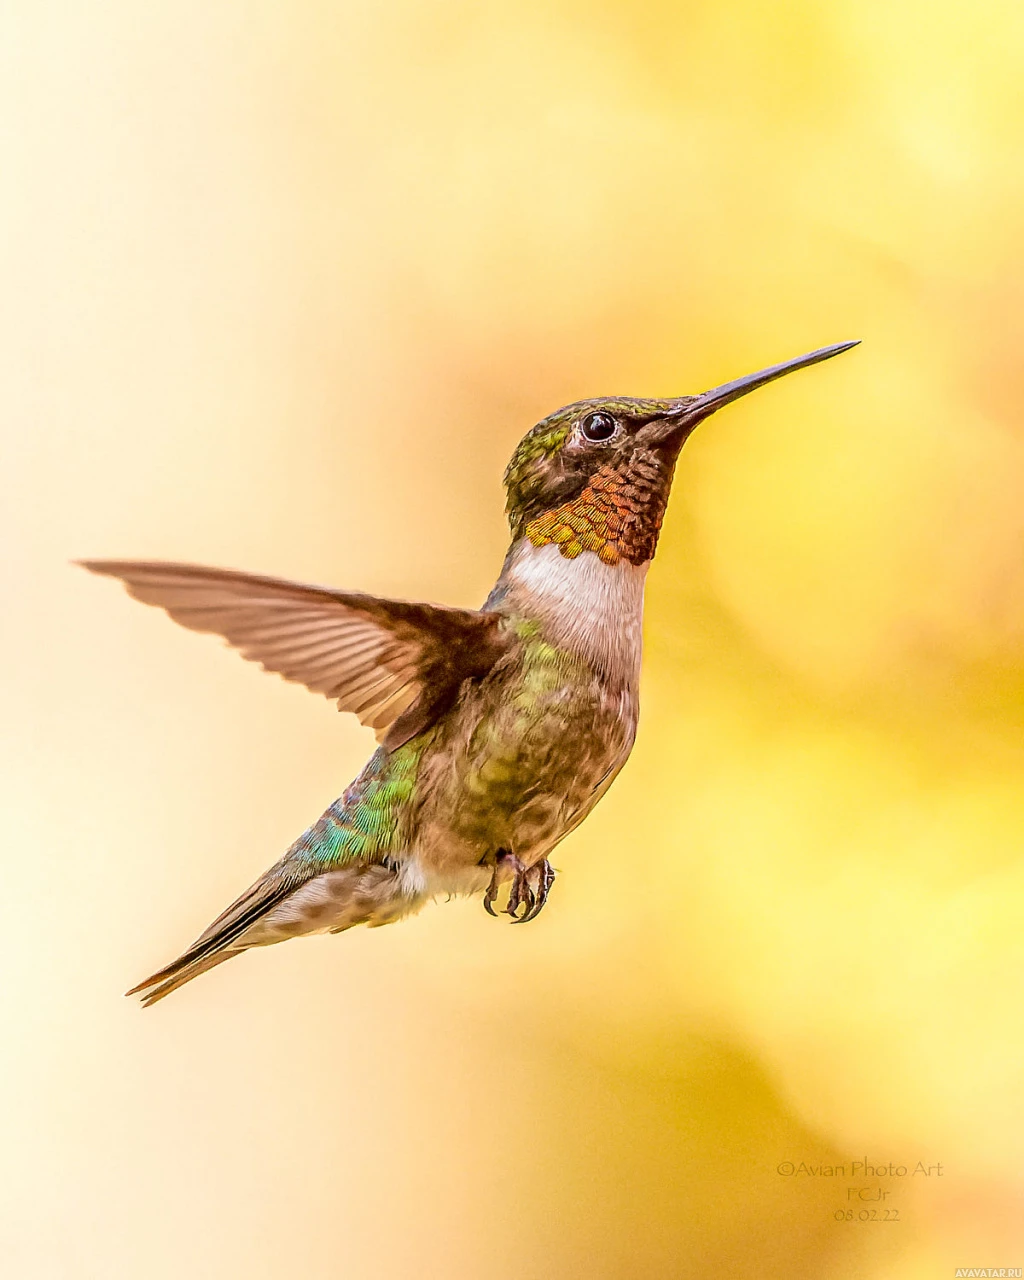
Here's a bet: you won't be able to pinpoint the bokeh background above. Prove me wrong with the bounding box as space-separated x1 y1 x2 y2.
4 2 1024 1276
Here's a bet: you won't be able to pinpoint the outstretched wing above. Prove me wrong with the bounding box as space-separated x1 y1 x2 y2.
79 560 510 750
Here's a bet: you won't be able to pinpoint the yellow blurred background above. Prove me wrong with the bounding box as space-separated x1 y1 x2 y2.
3 1 1024 1275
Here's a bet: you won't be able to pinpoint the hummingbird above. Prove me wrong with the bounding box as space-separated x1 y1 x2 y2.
81 340 857 1005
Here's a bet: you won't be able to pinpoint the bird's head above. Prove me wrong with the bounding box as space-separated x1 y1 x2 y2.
503 341 859 567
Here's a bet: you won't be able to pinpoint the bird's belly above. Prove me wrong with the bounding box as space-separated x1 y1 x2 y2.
412 672 637 884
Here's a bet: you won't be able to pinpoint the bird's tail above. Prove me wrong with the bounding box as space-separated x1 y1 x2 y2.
127 869 300 1007
128 756 425 1006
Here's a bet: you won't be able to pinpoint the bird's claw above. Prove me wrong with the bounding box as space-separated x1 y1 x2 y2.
507 858 555 923
482 880 502 916
484 852 522 917
482 853 555 923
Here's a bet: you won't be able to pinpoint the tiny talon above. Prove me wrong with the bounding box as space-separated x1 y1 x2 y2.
504 876 531 920
514 889 544 923
504 880 527 921
482 857 504 917
482 850 526 920
509 881 536 922
510 858 555 923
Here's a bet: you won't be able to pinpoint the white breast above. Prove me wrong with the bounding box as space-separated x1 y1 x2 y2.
502 539 648 688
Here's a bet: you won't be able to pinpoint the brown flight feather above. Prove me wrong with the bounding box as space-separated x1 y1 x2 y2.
78 560 511 750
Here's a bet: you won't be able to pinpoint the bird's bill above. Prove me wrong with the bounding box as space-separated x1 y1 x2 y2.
653 339 860 441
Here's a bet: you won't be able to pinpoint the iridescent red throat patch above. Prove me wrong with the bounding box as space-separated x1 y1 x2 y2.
524 451 676 566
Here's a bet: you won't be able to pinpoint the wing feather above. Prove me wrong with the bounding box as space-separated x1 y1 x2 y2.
79 559 511 750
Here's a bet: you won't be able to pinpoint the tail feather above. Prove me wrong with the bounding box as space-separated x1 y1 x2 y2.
131 950 240 1007
127 769 420 1005
127 873 298 1006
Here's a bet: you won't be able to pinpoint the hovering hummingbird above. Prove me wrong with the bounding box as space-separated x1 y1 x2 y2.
82 340 857 1004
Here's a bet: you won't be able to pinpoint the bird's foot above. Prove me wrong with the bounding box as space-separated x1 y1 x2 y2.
482 853 555 924
482 851 522 917
507 857 555 923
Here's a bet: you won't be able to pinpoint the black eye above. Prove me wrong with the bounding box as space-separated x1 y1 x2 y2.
580 411 617 443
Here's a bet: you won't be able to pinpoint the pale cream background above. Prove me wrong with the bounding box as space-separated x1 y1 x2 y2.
3 2 1023 1276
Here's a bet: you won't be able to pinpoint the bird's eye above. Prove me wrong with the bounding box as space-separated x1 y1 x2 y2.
580 411 618 443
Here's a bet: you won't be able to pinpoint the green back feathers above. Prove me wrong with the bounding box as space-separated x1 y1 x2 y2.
293 743 424 870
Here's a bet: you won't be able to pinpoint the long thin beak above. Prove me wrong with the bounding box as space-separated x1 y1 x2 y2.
660 339 860 438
